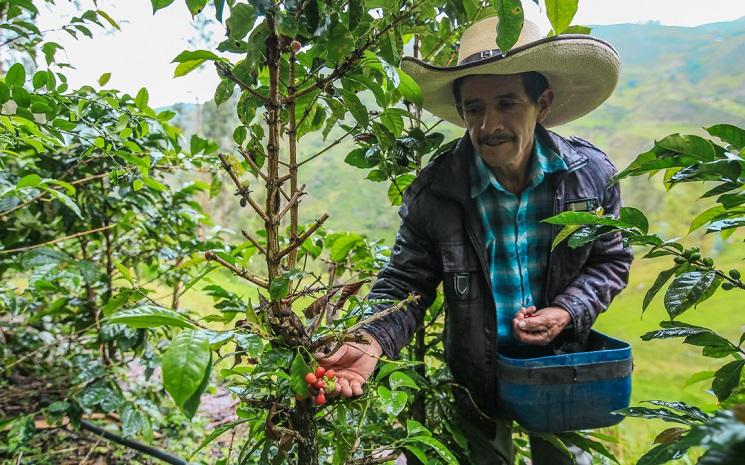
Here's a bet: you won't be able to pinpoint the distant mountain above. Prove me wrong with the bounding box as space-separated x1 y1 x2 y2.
169 17 745 244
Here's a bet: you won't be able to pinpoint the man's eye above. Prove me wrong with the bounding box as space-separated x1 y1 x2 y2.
465 107 483 114
498 101 517 109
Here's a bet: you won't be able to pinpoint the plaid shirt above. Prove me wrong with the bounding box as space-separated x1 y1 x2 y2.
470 134 567 346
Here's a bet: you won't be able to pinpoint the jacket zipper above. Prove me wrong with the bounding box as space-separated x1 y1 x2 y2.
544 159 588 306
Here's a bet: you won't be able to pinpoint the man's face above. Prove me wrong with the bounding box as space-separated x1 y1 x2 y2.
456 74 553 170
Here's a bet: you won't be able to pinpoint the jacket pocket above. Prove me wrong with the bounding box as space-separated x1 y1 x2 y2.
440 242 481 302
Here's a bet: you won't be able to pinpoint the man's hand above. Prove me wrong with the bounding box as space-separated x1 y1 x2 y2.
316 332 383 398
512 306 572 345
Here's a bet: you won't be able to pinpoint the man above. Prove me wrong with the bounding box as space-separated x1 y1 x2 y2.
318 16 633 465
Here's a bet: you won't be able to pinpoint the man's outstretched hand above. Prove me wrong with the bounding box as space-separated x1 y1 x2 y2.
512 305 572 345
316 332 383 398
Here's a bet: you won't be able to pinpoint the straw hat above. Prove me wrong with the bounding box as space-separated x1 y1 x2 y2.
401 16 621 128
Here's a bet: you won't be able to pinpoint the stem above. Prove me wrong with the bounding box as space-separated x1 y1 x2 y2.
0 225 115 255
204 251 269 288
288 47 300 269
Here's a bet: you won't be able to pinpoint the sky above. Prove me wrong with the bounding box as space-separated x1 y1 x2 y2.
34 0 745 108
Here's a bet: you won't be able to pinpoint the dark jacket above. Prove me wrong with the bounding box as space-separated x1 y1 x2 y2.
363 126 633 433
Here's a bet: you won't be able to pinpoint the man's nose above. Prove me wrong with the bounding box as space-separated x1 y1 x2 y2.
480 107 504 132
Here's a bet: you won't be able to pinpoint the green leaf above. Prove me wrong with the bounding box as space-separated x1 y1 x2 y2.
620 207 649 234
6 63 26 86
390 371 419 390
214 79 234 106
226 3 256 41
641 322 711 341
101 306 196 329
96 10 121 30
12 86 30 108
614 406 700 425
98 72 111 86
150 0 173 14
17 174 42 188
387 174 415 206
664 271 719 318
403 445 429 464
162 329 212 418
172 49 222 63
102 289 132 316
289 352 312 398
46 189 82 218
174 59 206 77
134 87 149 110
377 386 407 416
689 205 726 233
706 124 745 150
331 233 365 262
712 360 745 402
186 0 208 16
121 404 147 437
345 148 377 169
269 275 290 301
642 266 678 312
545 0 579 35
326 22 354 62
380 109 404 137
407 435 459 465
643 400 711 423
341 90 369 128
551 224 581 250
397 68 422 106
657 134 717 161
494 0 524 52
32 71 47 89
561 25 591 34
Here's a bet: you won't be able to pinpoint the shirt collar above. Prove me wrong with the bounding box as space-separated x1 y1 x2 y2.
470 131 567 198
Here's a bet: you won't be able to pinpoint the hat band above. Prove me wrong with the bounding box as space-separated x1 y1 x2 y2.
459 48 503 65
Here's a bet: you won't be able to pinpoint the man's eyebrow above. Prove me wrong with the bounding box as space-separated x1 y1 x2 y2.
462 93 521 106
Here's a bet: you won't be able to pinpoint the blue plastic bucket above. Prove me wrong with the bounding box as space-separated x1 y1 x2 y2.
497 331 632 433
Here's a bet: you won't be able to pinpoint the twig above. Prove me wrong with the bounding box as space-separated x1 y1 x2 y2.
0 225 115 255
216 61 271 106
241 230 268 257
312 294 419 350
297 125 358 167
238 146 269 182
217 153 270 223
277 184 306 221
204 251 269 288
80 437 102 465
346 453 399 465
275 214 329 260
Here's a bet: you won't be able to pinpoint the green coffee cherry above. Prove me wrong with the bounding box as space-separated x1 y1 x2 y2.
689 252 701 261
674 256 687 264
722 282 734 291
730 269 741 281
702 257 714 267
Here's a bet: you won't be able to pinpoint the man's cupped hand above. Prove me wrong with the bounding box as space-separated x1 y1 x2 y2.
315 332 382 398
512 305 572 345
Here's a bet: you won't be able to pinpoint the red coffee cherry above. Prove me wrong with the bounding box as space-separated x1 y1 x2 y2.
325 370 335 379
304 373 317 385
315 367 326 378
314 392 326 405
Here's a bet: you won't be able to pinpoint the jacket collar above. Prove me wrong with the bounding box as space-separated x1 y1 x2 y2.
430 125 588 203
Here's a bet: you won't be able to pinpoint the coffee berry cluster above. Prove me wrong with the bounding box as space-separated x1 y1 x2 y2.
299 367 336 406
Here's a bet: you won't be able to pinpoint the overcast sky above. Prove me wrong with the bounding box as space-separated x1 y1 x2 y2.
34 0 745 107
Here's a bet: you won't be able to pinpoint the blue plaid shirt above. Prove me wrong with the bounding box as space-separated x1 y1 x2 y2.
470 134 567 346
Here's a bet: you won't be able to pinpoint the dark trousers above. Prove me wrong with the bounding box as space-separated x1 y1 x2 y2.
456 414 593 465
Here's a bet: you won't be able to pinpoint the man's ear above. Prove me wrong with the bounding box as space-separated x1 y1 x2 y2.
536 88 554 124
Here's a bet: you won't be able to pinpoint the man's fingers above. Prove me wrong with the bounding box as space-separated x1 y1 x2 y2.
315 345 347 365
337 377 353 397
350 380 364 396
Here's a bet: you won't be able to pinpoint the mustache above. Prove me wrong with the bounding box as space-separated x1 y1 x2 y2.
478 134 515 145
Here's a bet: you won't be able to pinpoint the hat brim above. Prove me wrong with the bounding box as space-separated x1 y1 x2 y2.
401 35 620 128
